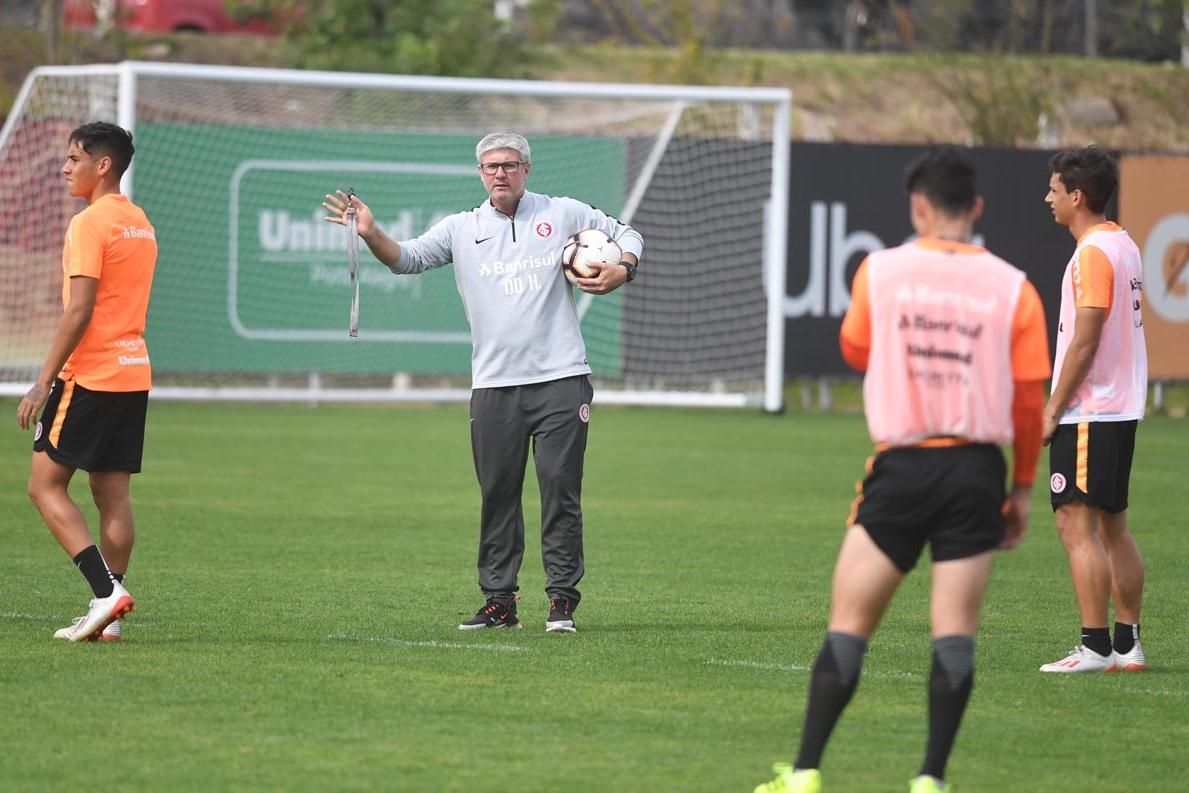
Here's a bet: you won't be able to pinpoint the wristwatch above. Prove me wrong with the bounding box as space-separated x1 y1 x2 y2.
619 259 637 282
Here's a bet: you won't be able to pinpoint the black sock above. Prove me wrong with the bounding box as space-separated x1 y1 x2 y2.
920 635 975 781
1113 622 1140 654
72 545 115 598
112 573 125 584
1081 626 1111 657
794 632 867 770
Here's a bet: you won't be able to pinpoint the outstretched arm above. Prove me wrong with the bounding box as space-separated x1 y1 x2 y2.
323 189 402 268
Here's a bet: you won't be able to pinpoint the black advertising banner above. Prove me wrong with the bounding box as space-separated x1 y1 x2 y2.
784 143 1073 377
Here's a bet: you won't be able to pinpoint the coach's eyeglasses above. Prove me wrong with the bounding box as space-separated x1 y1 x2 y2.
479 161 525 175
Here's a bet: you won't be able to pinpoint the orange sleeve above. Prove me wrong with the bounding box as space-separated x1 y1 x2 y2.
1074 245 1113 311
66 210 106 280
1010 279 1051 383
1011 380 1044 486
839 258 871 372
1009 279 1048 486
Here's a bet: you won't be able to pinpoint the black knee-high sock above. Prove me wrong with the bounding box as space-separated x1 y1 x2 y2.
794 632 867 770
72 545 116 599
920 635 975 780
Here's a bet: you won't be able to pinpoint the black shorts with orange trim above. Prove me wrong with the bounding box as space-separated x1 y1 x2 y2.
32 378 148 473
1048 420 1136 514
850 443 1007 573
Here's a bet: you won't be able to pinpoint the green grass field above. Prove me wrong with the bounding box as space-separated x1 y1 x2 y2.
1 400 1186 792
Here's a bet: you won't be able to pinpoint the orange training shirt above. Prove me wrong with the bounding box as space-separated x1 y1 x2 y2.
60 193 157 391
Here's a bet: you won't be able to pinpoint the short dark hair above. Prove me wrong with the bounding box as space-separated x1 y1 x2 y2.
1048 146 1117 214
69 122 136 179
904 147 977 215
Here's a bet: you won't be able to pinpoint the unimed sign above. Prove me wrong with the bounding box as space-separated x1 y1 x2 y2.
133 124 626 377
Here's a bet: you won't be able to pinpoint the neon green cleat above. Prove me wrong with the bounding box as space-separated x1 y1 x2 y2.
909 775 948 793
753 764 821 793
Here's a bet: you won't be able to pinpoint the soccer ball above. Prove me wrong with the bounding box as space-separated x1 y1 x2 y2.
561 229 622 285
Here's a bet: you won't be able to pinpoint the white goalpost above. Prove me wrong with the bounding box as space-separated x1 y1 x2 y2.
0 61 791 411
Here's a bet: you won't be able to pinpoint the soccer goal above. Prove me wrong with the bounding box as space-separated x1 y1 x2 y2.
0 62 790 411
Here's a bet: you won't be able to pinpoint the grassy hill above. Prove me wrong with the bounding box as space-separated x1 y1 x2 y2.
3 23 1188 152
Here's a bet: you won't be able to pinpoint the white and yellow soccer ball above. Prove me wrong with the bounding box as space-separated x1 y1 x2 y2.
560 228 622 285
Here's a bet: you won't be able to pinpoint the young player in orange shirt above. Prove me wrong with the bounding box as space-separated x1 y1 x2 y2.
754 148 1050 793
15 122 157 642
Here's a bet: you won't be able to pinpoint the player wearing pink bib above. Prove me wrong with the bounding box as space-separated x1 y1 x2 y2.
1039 146 1149 674
754 149 1049 793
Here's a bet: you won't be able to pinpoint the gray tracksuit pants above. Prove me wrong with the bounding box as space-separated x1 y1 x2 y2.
469 375 592 606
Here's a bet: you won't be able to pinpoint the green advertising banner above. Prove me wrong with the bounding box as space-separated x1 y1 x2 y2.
134 125 625 377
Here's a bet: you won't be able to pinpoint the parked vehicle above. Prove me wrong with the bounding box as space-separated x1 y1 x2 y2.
64 0 278 35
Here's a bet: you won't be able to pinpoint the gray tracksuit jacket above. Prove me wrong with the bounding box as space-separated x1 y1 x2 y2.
391 191 643 389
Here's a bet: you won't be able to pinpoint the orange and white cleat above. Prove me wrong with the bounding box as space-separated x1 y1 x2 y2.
52 582 134 643
1111 642 1147 672
1039 645 1116 673
55 616 122 641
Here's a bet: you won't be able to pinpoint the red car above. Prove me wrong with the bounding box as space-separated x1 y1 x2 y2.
64 0 278 35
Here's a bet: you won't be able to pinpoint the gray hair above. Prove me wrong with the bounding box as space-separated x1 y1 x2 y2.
476 132 531 164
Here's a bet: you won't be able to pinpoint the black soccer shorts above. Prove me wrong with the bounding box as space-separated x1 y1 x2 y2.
851 443 1007 573
33 378 148 473
1048 420 1137 514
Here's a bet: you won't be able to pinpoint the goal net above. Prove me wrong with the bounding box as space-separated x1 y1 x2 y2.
0 62 790 410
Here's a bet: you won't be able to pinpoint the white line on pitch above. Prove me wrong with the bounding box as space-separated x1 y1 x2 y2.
326 634 529 652
707 658 810 673
707 658 919 680
2 612 152 624
1128 687 1188 699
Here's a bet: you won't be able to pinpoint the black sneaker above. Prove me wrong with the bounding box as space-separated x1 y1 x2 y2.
545 598 577 633
458 600 521 630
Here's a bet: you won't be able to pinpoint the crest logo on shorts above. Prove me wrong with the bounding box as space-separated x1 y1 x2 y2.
34 421 43 441
536 222 553 239
1050 472 1067 493
578 403 591 423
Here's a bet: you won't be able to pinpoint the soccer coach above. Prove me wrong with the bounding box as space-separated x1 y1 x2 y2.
323 131 642 634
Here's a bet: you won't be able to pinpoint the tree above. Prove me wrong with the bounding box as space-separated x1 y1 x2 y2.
39 0 65 63
242 0 562 78
589 0 740 83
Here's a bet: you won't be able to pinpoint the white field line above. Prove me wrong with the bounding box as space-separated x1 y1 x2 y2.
707 658 810 673
2 612 65 621
707 657 919 680
326 634 529 653
2 611 152 627
1127 687 1189 699
708 658 1188 695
